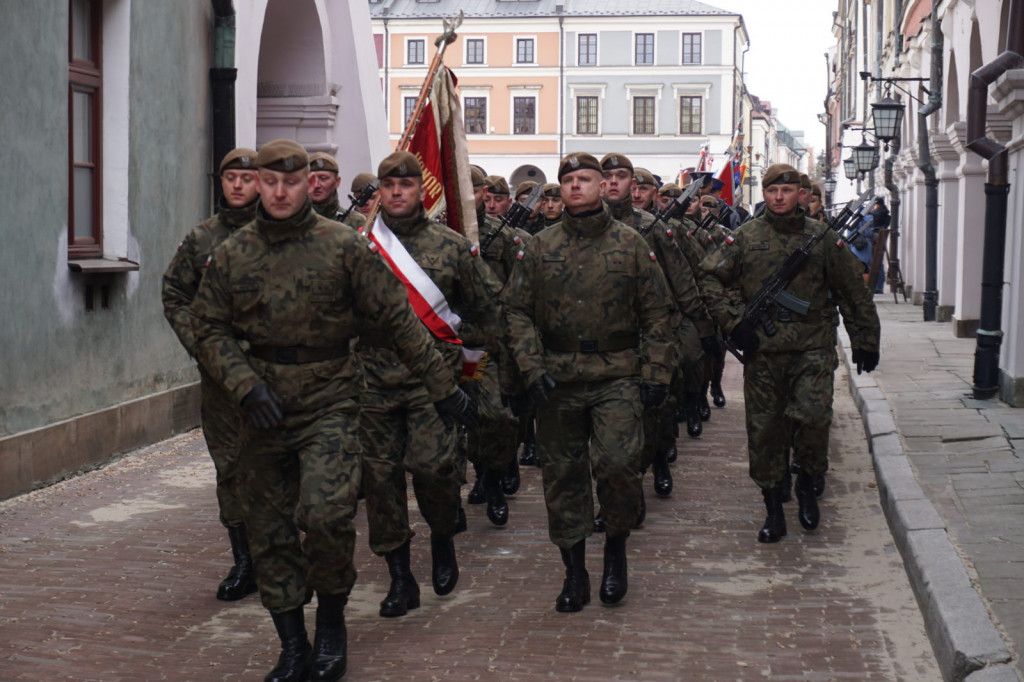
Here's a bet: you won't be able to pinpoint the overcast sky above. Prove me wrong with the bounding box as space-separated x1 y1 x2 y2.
710 0 837 155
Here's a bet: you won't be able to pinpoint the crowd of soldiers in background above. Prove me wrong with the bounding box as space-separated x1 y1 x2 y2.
161 142 880 682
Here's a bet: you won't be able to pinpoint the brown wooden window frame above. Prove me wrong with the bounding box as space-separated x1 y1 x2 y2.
576 96 598 135
632 96 656 135
679 95 702 135
682 32 702 65
68 0 103 260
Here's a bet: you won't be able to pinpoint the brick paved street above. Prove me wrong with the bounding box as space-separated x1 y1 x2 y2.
0 359 939 681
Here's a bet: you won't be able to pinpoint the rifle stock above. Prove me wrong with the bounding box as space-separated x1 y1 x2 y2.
480 182 544 254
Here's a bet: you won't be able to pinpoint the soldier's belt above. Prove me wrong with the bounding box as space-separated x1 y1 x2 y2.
542 333 639 354
248 344 350 364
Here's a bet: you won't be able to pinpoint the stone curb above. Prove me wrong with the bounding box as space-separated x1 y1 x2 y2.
838 329 1015 682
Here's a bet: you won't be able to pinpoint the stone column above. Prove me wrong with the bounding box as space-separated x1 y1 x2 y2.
947 121 987 337
930 132 961 322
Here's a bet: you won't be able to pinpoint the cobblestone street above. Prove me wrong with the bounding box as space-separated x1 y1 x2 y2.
0 359 939 680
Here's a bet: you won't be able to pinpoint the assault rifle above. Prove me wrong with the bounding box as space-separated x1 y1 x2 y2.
640 175 706 237
338 180 379 223
480 182 545 254
725 189 873 364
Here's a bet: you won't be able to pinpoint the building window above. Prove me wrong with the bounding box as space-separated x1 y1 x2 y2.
69 0 102 259
464 96 487 134
635 33 654 65
403 97 417 127
513 96 536 134
516 38 535 64
679 96 702 134
632 96 655 135
466 38 484 64
407 38 425 65
576 96 598 135
578 33 597 66
682 32 702 64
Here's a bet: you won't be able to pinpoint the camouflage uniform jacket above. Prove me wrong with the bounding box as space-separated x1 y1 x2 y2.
608 198 714 339
667 215 708 277
477 206 531 285
162 198 258 355
502 203 675 387
359 207 506 387
699 208 880 353
189 199 458 406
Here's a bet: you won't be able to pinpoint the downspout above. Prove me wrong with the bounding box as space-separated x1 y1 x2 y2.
916 10 941 321
885 0 904 286
558 9 564 159
210 0 237 208
966 0 1024 399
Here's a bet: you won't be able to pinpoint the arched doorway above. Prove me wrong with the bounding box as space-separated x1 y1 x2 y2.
509 164 548 191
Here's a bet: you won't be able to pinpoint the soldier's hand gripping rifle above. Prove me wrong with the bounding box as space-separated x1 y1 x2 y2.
480 182 545 254
724 189 873 365
640 175 706 238
338 180 378 223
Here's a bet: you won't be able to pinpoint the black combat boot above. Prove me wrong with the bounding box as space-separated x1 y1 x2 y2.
684 393 702 438
555 541 590 612
698 391 712 421
757 487 787 543
482 467 509 527
453 505 468 535
813 472 827 498
379 541 420 617
310 593 347 681
501 457 520 495
652 450 673 497
666 420 678 462
592 509 605 533
710 381 726 408
599 534 628 605
519 418 538 466
634 490 646 528
217 525 258 601
265 608 312 682
794 472 821 531
467 463 485 505
430 534 459 595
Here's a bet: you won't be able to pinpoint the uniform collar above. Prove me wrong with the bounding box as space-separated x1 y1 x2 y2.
382 206 429 236
765 206 807 233
254 198 318 244
312 195 340 219
217 196 259 229
562 202 612 239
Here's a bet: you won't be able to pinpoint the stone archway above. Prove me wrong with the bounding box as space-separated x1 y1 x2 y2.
508 165 547 192
255 0 336 153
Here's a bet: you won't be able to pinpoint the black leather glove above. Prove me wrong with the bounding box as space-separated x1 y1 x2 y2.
528 373 557 408
501 393 531 418
240 384 284 430
699 336 720 356
852 348 880 374
640 383 669 410
434 387 478 430
728 320 760 353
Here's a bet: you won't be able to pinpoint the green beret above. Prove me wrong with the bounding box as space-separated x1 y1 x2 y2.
351 172 377 193
378 151 422 179
470 166 487 187
633 167 657 186
542 182 561 197
256 139 308 172
600 153 633 174
557 152 602 181
699 195 718 208
799 173 812 189
515 181 538 199
811 183 823 198
484 175 510 195
219 147 258 174
309 152 339 173
762 164 801 188
658 182 682 198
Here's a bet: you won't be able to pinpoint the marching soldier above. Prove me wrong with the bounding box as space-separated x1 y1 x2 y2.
539 182 563 228
357 151 505 619
631 167 660 211
484 175 513 218
162 147 260 603
699 163 880 543
341 171 378 230
503 152 674 612
308 152 344 219
462 166 529 526
189 139 475 682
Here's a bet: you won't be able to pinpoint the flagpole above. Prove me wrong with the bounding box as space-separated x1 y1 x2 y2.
363 11 464 238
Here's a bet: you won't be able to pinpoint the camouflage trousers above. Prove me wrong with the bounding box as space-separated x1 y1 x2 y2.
743 348 834 490
359 382 461 556
462 354 517 471
677 319 707 393
199 371 247 528
641 377 678 471
239 399 361 614
536 376 643 548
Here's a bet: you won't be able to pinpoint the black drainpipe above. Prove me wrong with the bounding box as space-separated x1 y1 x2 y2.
210 0 237 207
916 11 941 321
966 0 1024 399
